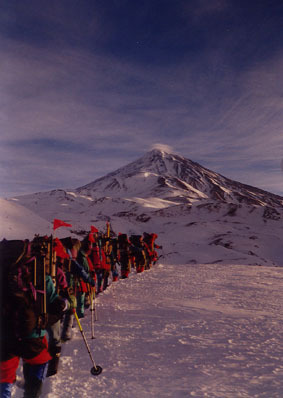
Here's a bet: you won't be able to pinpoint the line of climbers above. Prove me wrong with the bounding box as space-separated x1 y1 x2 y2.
0 225 162 398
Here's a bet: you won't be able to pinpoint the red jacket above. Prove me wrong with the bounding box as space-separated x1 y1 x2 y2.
92 247 106 270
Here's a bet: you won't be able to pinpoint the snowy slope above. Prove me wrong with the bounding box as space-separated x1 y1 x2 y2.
76 149 283 207
3 149 283 266
13 261 283 398
4 150 283 397
0 198 53 239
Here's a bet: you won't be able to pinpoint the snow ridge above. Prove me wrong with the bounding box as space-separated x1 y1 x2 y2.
3 149 283 266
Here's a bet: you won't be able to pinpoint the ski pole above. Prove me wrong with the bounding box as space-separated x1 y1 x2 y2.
90 288 95 339
34 257 37 287
43 257 47 314
74 311 102 376
94 289 98 321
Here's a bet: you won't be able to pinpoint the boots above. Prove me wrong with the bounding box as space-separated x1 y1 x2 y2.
23 363 47 398
23 378 43 398
84 293 90 309
46 346 61 378
61 310 74 342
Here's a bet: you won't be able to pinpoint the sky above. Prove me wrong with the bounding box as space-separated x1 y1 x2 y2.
1 0 283 197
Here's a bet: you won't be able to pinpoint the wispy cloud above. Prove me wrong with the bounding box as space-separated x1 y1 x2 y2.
150 143 176 154
1 1 283 196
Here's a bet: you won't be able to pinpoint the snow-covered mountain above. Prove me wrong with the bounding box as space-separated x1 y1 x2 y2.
77 149 283 208
4 149 283 266
7 149 283 398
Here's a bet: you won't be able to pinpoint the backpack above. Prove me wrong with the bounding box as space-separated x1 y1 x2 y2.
129 235 145 265
118 234 129 252
0 238 48 342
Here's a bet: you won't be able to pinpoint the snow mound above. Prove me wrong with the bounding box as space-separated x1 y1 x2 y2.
0 198 52 239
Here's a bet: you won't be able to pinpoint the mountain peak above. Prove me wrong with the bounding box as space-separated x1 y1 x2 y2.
75 149 283 208
5 149 283 267
148 145 173 156
148 148 166 158
148 148 166 155
138 148 188 171
140 148 173 163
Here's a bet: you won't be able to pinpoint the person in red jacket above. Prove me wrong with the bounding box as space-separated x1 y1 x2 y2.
118 234 131 279
84 247 96 308
149 233 162 264
100 237 112 291
143 233 162 268
75 237 93 318
92 238 106 293
0 239 68 398
60 238 95 342
130 235 146 273
46 255 69 377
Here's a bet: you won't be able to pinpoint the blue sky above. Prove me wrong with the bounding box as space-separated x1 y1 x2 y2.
1 0 283 197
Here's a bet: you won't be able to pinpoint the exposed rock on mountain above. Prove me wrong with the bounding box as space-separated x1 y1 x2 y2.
76 149 283 208
4 149 283 266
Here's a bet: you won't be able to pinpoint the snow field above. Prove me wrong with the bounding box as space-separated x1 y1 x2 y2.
11 262 283 398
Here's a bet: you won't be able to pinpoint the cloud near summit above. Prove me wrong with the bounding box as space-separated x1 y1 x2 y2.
150 144 175 154
1 1 283 196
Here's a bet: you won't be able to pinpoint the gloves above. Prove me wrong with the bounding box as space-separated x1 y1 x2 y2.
62 298 70 312
47 296 69 326
68 294 77 311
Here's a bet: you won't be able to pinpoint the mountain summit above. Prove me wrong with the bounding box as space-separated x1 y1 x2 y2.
76 149 283 208
5 149 283 266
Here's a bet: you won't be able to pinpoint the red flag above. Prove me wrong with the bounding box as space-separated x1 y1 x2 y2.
53 219 72 230
91 225 99 233
54 238 70 259
88 233 95 243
